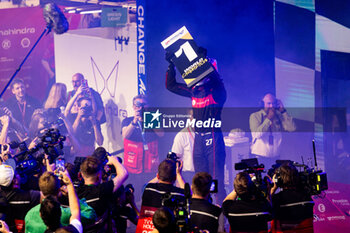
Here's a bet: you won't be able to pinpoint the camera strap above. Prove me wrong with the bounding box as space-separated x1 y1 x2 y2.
137 121 148 151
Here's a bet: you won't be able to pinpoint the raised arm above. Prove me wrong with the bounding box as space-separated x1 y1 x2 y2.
60 169 80 222
249 111 272 140
165 63 192 98
107 155 129 192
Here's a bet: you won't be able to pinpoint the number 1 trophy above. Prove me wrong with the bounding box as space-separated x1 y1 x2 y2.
161 26 217 87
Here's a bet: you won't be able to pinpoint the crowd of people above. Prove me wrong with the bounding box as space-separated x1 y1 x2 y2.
0 146 314 233
0 45 311 232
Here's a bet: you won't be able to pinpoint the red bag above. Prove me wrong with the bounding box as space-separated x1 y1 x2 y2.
124 139 159 174
144 140 159 173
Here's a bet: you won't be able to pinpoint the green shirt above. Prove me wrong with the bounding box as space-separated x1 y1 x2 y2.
25 199 96 233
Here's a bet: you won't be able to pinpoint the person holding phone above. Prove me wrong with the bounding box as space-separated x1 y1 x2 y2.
190 172 222 233
249 93 296 169
66 73 105 124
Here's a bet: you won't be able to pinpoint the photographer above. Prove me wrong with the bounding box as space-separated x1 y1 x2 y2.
27 109 81 165
222 172 272 232
190 172 221 233
111 184 139 233
271 162 314 232
0 164 40 233
122 95 162 200
66 73 105 124
0 115 10 145
136 159 185 232
69 96 103 157
77 155 128 231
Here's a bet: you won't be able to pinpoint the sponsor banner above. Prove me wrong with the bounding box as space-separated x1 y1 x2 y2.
0 7 53 101
135 206 157 233
137 0 146 95
161 26 215 87
139 107 347 132
313 182 350 232
101 7 128 27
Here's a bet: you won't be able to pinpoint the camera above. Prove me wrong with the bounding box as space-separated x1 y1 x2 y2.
13 128 66 175
295 162 328 196
167 152 180 165
269 160 328 196
80 105 93 116
125 184 134 195
235 158 265 186
161 193 189 233
0 141 26 153
235 158 269 198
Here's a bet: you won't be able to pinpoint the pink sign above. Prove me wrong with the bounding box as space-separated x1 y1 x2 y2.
0 6 54 101
313 182 350 232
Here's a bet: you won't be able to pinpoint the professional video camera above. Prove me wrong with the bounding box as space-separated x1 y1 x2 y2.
270 140 328 196
270 160 327 196
161 183 192 233
6 127 66 177
36 128 66 163
234 158 269 198
235 158 265 186
296 163 328 196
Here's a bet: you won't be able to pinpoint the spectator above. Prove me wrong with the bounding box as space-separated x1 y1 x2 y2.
25 172 96 233
190 172 222 233
222 172 272 232
0 164 40 233
4 79 41 130
40 169 82 233
44 83 67 113
249 93 296 169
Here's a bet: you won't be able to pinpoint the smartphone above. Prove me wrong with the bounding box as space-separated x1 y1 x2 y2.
210 179 218 193
55 157 65 173
82 79 88 88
